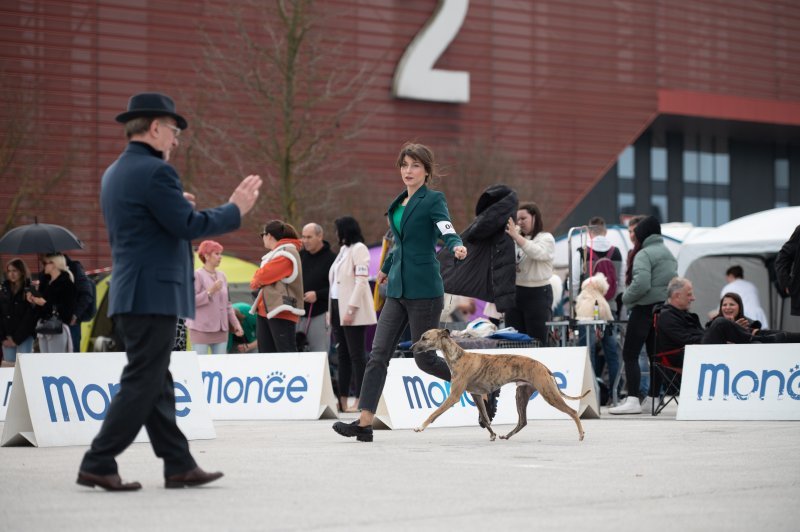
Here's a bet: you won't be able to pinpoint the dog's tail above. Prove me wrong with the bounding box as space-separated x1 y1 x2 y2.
549 372 591 400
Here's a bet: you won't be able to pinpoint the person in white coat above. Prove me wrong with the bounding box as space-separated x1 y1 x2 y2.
329 216 377 413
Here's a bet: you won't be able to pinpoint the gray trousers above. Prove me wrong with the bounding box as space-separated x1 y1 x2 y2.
358 296 449 413
296 313 329 353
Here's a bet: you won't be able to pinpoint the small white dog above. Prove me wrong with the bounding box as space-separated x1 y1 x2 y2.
575 273 613 320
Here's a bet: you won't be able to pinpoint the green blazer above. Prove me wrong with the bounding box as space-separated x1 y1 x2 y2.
381 185 463 299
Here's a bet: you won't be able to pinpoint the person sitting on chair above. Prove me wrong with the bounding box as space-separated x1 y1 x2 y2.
657 278 797 359
711 292 800 343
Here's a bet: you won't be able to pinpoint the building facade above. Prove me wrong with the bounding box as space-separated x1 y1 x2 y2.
1 0 799 270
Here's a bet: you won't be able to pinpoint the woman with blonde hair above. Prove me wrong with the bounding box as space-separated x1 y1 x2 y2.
186 240 243 354
26 253 76 352
1 258 37 364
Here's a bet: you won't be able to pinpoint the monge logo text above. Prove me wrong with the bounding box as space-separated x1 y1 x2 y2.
697 363 800 400
403 372 567 409
42 376 192 422
203 370 307 404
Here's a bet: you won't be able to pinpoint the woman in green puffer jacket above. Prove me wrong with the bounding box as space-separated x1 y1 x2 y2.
609 216 677 415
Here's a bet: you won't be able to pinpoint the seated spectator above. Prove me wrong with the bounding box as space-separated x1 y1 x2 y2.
712 292 800 343
228 302 258 353
658 278 798 359
719 265 768 328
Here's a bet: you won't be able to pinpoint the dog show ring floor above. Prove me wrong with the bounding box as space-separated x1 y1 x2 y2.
1 404 797 531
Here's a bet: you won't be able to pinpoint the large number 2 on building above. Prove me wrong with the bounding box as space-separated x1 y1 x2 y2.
392 0 470 104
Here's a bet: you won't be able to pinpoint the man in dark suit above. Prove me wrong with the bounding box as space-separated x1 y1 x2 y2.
77 92 262 491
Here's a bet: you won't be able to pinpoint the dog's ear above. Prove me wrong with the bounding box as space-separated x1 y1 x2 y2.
442 328 451 337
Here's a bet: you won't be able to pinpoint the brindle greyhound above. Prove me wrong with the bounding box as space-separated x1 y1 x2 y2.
411 328 589 441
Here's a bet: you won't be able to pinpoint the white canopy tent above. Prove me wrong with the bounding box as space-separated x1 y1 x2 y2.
677 207 800 331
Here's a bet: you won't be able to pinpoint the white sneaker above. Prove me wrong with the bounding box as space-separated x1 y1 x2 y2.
640 396 654 414
608 396 642 415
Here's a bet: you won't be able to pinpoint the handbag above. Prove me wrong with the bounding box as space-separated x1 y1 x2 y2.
36 312 64 335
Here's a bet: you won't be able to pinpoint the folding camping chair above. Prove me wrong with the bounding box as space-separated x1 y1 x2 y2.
651 308 684 415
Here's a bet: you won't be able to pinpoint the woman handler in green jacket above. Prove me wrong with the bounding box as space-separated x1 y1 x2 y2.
333 142 467 442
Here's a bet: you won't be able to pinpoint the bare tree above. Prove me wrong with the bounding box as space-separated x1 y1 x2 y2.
185 0 377 231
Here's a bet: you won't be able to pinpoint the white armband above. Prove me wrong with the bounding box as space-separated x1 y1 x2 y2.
355 264 369 276
436 220 456 235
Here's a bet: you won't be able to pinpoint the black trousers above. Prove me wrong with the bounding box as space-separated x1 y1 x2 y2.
330 300 367 398
505 284 553 345
256 315 297 353
80 314 196 477
359 296 449 413
622 303 656 400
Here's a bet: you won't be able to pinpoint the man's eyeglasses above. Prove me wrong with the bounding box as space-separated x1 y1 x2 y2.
160 121 181 138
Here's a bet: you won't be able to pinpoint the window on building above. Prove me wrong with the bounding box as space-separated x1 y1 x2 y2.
776 158 789 208
682 135 730 226
651 144 668 221
617 145 635 214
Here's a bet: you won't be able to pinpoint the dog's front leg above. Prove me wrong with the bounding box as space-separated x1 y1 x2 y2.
472 393 497 441
414 386 466 433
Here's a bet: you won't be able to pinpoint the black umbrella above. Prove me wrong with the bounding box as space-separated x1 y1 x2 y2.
0 221 84 254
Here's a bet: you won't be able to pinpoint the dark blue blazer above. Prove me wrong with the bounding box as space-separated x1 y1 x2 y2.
100 142 241 318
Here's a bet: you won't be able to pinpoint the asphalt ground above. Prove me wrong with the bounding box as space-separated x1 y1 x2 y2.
1 404 798 532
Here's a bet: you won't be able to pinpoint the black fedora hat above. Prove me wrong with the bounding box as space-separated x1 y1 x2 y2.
115 92 188 130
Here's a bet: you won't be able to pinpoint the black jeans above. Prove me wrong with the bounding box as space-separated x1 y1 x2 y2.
331 300 367 398
358 296 449 413
622 303 656 400
505 284 553 345
80 314 196 477
256 315 297 353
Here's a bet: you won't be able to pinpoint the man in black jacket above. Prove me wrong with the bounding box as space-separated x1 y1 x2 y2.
776 224 800 316
657 277 785 358
64 254 96 352
299 223 336 352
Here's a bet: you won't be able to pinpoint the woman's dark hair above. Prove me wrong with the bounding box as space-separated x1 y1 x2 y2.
396 142 437 184
261 220 298 240
4 258 31 291
518 202 544 238
334 216 365 246
625 215 657 286
718 292 745 321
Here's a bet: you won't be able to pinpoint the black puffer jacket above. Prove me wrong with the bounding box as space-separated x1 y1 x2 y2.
438 184 518 312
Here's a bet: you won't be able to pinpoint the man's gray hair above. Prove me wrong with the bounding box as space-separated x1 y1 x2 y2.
667 276 690 299
309 223 323 236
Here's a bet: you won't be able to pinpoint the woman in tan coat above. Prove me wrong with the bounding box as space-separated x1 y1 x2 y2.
328 216 377 412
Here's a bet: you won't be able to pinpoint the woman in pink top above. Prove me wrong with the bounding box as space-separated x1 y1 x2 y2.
186 240 243 354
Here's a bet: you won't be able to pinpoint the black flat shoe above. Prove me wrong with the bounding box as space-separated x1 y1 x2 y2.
332 420 373 442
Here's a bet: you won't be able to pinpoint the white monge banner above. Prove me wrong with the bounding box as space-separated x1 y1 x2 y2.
197 352 338 420
1 351 215 447
375 347 598 430
678 343 800 420
1 367 13 421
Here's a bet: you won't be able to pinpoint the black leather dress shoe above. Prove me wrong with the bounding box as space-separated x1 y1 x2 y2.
76 471 142 491
332 420 373 442
165 467 224 488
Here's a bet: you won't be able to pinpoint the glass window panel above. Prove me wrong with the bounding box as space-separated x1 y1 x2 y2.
775 158 789 188
700 198 714 226
776 201 789 208
699 152 714 184
683 197 699 225
651 194 668 222
651 147 667 181
618 177 635 194
618 193 635 213
715 199 730 226
715 153 729 185
618 146 635 178
683 150 698 182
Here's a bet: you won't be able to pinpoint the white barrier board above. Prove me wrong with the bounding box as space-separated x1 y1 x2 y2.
198 352 337 420
678 343 800 420
375 346 598 430
1 368 13 421
1 351 215 447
